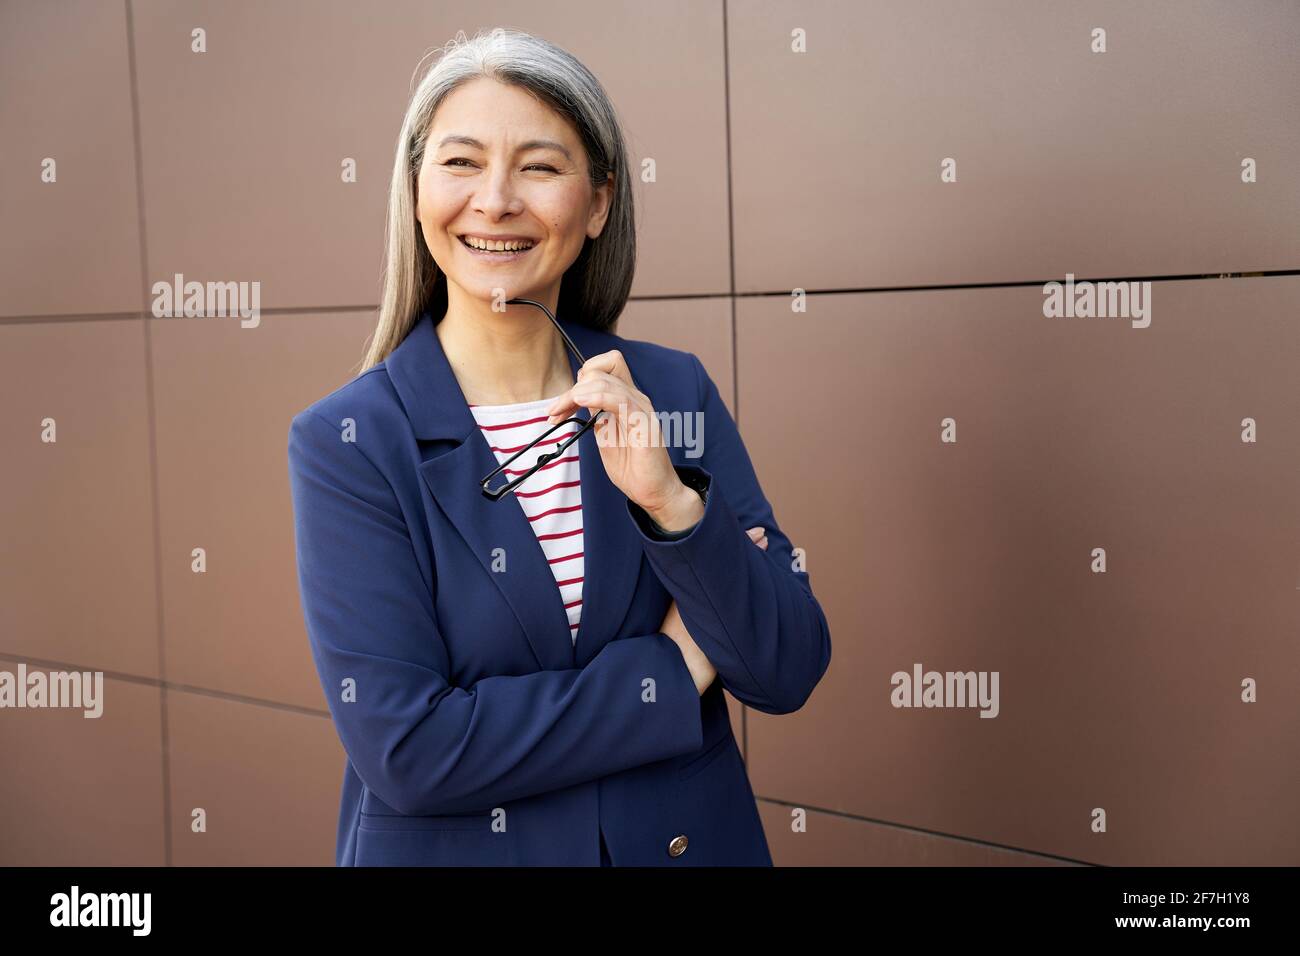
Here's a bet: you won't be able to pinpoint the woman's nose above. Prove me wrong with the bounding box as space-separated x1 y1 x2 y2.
472 168 523 217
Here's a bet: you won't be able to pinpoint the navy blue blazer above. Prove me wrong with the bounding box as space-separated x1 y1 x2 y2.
287 308 832 866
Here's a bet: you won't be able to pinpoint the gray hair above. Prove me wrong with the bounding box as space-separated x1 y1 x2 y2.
360 27 636 371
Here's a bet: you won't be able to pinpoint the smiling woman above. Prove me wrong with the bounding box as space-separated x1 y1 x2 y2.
287 27 832 869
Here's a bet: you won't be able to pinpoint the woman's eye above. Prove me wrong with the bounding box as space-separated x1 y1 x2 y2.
442 158 557 173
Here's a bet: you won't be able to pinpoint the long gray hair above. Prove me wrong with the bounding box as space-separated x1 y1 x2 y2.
359 27 636 372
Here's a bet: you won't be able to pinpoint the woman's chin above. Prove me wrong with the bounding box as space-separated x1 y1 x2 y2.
448 277 555 307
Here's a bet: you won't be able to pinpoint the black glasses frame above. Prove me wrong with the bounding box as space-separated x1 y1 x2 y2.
479 298 605 501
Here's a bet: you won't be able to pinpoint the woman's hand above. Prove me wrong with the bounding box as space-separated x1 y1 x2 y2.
545 349 695 526
659 527 768 695
660 599 714 696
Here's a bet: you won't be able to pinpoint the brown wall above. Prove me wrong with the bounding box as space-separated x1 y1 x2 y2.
1 0 1297 866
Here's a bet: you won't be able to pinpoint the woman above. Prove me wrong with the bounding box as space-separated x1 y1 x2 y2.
287 27 831 866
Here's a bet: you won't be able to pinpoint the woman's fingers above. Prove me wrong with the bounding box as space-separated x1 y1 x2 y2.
546 380 659 451
577 350 636 389
545 390 604 425
746 526 768 550
545 351 641 424
546 376 624 424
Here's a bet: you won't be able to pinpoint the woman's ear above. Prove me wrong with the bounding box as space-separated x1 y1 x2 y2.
586 171 615 239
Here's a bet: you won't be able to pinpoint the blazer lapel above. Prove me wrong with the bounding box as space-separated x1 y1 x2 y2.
385 310 644 672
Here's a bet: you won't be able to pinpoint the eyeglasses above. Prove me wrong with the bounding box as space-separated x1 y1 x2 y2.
480 297 606 501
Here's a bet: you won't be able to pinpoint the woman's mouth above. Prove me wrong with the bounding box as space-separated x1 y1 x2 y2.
458 235 537 262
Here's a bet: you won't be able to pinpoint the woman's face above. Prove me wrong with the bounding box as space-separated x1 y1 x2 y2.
416 76 613 305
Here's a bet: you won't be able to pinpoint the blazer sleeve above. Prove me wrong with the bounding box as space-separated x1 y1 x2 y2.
287 409 704 818
625 352 832 715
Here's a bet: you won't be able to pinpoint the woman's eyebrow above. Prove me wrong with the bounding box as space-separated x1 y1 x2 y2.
436 134 572 161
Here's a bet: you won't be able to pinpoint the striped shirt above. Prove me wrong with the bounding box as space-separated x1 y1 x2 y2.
468 395 585 644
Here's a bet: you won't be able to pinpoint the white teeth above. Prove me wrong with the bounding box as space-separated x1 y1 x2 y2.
463 236 535 252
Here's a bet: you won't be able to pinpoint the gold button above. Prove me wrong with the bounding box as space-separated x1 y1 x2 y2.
667 834 688 857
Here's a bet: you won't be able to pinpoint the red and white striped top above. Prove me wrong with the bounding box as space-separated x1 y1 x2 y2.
468 395 584 645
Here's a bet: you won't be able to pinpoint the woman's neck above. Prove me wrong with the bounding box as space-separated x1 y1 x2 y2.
436 296 574 406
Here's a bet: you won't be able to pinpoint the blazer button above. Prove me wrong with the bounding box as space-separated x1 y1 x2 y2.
667 834 689 858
